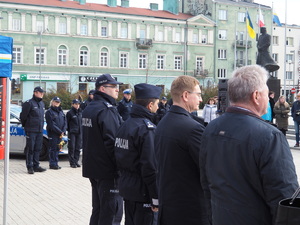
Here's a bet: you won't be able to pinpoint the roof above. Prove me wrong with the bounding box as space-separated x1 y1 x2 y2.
0 0 194 20
214 0 272 9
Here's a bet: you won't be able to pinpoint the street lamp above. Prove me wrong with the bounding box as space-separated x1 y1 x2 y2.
37 28 48 86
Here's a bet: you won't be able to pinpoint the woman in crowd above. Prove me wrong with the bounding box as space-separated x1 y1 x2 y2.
202 97 217 126
274 95 290 135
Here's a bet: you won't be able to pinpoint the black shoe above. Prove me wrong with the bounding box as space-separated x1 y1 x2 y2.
34 166 47 172
71 164 77 168
76 163 81 167
49 165 62 170
28 168 34 174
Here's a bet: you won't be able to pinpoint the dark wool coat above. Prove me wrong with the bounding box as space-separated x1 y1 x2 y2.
155 105 209 225
200 106 298 225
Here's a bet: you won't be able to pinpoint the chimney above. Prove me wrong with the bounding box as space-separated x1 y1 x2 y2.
150 3 158 11
163 0 179 15
107 0 117 7
79 0 86 5
121 0 129 8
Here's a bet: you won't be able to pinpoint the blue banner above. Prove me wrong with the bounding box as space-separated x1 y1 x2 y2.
0 35 13 78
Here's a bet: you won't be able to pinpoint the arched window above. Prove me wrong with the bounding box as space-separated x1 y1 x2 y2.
57 45 68 65
100 47 109 67
79 46 89 66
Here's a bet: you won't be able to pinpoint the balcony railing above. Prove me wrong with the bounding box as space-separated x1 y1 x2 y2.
194 69 208 77
235 40 252 48
136 38 152 49
236 59 252 67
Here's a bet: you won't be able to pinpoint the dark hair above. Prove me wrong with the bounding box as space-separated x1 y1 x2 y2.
206 97 216 104
135 98 157 107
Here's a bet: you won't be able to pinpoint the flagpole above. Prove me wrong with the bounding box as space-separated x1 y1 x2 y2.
283 0 287 97
245 9 249 66
234 11 237 70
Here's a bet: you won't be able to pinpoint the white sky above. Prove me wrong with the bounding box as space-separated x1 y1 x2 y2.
86 0 299 25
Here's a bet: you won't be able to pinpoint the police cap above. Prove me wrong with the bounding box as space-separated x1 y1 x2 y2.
52 96 61 103
134 83 162 99
33 86 45 93
123 89 132 94
95 74 123 88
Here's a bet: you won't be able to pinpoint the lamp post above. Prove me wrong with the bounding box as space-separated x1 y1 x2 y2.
37 30 42 87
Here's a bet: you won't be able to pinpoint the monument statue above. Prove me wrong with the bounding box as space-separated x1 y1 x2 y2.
256 27 280 72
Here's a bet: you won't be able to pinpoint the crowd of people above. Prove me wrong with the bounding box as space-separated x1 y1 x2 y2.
20 65 299 225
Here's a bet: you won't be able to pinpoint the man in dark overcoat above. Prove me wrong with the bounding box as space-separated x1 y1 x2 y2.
155 75 209 225
200 65 298 225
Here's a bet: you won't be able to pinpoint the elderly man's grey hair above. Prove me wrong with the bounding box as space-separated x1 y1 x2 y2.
228 65 269 104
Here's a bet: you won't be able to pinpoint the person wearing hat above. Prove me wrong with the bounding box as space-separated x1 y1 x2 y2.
20 86 47 174
117 88 133 121
66 99 82 168
114 83 162 225
154 76 209 225
80 89 95 111
82 74 123 225
45 96 67 170
155 96 170 123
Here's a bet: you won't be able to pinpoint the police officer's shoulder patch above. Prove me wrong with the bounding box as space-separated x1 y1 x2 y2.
103 101 113 108
143 119 156 129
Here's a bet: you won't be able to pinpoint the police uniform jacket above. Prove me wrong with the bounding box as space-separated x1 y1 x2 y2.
20 95 45 133
117 97 133 121
200 106 298 225
82 91 122 180
66 107 82 134
114 104 158 204
45 106 67 137
154 105 209 225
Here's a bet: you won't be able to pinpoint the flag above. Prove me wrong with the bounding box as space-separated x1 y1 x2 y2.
273 13 282 26
258 8 265 27
246 12 256 39
0 35 13 78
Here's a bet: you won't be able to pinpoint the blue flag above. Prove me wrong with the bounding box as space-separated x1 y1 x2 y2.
0 35 13 78
273 13 282 26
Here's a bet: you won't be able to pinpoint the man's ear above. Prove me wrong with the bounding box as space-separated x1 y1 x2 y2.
252 90 259 105
182 91 189 102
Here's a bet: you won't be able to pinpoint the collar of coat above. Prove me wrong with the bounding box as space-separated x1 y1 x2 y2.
226 106 265 122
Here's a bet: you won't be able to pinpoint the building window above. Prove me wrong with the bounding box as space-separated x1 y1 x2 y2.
218 49 227 59
202 35 207 44
119 52 128 68
79 47 89 66
219 10 227 20
121 23 128 38
273 36 279 45
238 12 245 22
12 19 21 31
57 82 69 92
174 56 182 70
140 29 146 39
100 47 109 67
286 54 294 63
158 31 164 41
286 37 294 46
101 26 107 37
58 45 67 65
286 71 293 80
13 47 22 64
272 53 278 63
157 55 165 70
196 57 203 71
192 33 198 44
218 69 227 78
218 30 227 40
35 47 45 65
138 53 147 69
36 21 44 32
59 22 67 34
81 24 88 36
175 32 181 42
271 70 278 78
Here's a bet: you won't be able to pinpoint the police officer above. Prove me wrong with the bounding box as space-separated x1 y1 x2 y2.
20 86 47 174
155 96 170 123
82 74 123 225
117 88 133 121
80 89 95 111
66 99 82 168
45 96 67 170
114 83 162 225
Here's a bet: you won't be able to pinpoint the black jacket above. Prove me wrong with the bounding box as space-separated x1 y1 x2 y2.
80 97 92 111
117 97 133 121
45 106 67 137
66 107 82 134
291 100 300 122
114 104 158 205
200 106 298 225
82 91 122 179
20 95 45 133
155 105 209 225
